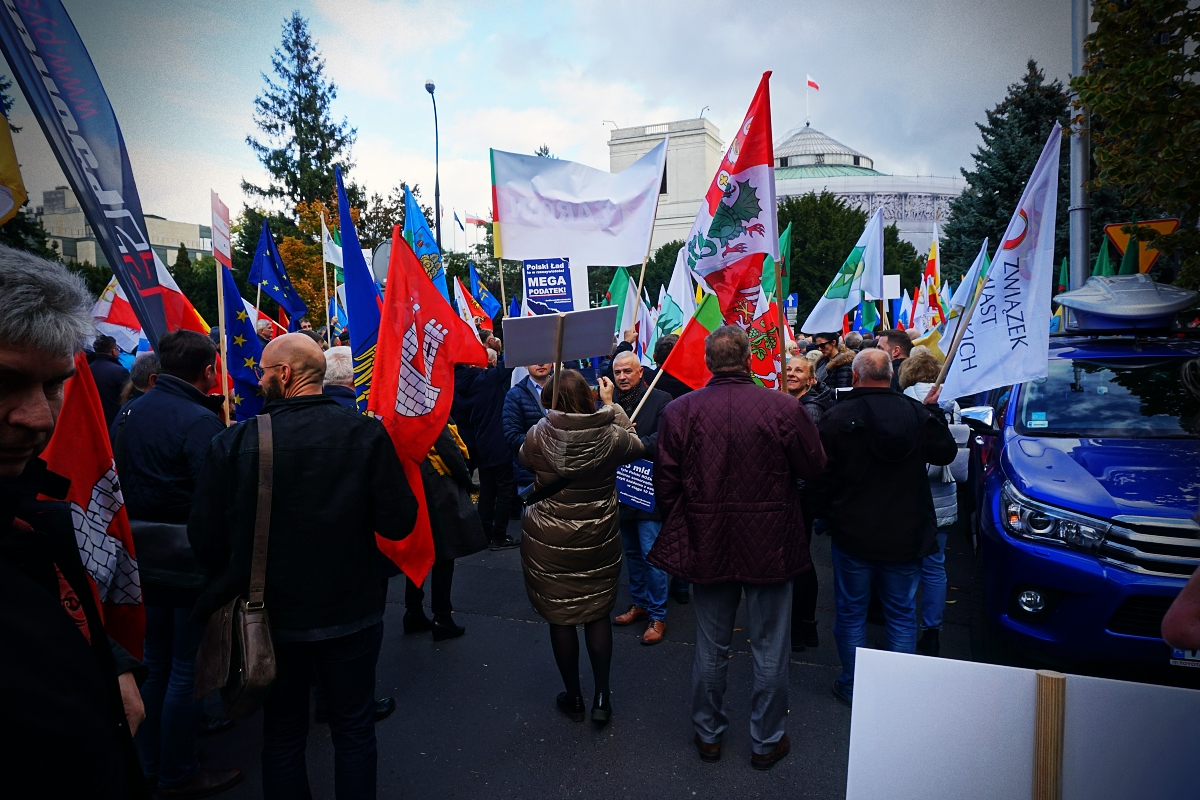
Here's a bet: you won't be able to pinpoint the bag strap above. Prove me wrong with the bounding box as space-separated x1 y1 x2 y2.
248 414 273 610
521 477 571 507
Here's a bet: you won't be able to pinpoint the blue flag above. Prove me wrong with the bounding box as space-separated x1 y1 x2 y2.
220 267 265 420
330 293 347 338
454 211 465 232
249 221 308 331
402 185 450 302
468 262 503 320
509 294 521 319
337 168 382 413
0 1 170 348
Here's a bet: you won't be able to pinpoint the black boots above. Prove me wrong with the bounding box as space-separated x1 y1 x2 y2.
403 610 434 635
791 620 819 653
431 614 465 641
591 692 612 727
556 692 585 722
916 628 940 657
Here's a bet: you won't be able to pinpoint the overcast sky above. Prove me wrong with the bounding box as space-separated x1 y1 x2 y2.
6 0 1072 251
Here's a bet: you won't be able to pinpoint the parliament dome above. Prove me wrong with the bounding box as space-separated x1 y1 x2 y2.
773 124 879 176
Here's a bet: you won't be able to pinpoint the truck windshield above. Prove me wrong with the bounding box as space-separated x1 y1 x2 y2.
1017 357 1200 438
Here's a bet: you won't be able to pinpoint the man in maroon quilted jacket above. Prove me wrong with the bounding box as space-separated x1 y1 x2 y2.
648 326 826 770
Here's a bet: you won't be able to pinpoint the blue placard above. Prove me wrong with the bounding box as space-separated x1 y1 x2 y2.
523 258 573 315
616 459 655 512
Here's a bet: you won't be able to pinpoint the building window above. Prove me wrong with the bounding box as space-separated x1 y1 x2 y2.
853 156 860 166
778 157 789 168
814 153 825 165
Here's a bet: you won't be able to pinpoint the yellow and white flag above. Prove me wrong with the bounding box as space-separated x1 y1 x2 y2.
0 115 27 225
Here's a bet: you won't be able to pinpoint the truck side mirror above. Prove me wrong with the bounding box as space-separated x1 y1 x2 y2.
960 406 999 436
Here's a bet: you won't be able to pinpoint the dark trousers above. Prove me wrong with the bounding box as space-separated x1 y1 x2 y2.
477 463 515 542
405 559 455 617
137 604 205 788
262 623 384 800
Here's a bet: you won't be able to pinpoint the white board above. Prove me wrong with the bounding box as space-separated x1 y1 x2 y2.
501 306 618 367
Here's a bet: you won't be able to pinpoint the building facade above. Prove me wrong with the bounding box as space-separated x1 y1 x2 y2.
37 186 212 267
608 120 964 256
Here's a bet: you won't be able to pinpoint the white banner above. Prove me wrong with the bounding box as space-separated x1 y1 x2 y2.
491 139 666 266
942 124 1061 400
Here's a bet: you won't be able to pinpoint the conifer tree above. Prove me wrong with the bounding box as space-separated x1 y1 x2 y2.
243 12 356 208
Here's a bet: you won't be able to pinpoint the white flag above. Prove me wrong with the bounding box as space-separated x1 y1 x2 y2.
665 249 696 322
453 277 480 339
943 238 989 344
321 215 343 268
942 124 1062 400
801 208 885 333
490 138 667 266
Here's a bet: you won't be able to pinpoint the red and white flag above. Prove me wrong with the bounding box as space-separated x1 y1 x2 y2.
807 75 820 91
674 72 778 324
39 352 144 657
368 228 488 584
92 251 209 351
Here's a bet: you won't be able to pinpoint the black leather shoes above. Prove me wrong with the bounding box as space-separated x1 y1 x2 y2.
556 692 585 722
431 615 465 641
591 692 612 727
374 696 396 722
157 767 243 798
694 733 722 763
489 535 520 550
916 628 940 657
792 620 819 652
751 734 790 770
403 611 434 634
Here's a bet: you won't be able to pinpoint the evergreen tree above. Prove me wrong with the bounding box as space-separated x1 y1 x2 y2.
65 261 113 298
173 242 191 271
780 192 923 321
243 12 356 208
942 60 1071 284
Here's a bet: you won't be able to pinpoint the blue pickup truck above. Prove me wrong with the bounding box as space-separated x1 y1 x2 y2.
966 331 1200 677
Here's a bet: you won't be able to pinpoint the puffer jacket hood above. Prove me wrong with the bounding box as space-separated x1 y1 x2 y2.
531 407 623 479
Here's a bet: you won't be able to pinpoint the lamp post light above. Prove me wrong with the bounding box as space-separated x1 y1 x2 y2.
425 79 442 253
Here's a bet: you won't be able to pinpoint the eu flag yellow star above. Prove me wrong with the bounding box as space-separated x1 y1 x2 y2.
236 310 249 321
233 335 246 346
261 279 269 286
272 285 280 291
244 356 258 369
232 393 243 406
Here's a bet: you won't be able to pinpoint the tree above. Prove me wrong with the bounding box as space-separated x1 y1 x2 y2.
586 241 682 307
535 144 554 158
1074 0 1200 286
243 12 356 209
779 192 923 322
356 183 432 250
173 243 190 271
66 261 112 298
942 61 1071 284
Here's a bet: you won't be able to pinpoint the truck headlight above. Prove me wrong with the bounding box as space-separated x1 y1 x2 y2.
1000 482 1107 554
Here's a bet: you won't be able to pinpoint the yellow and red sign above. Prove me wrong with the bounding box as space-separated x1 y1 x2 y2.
1104 218 1180 274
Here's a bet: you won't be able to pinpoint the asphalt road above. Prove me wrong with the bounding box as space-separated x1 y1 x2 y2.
199 517 978 799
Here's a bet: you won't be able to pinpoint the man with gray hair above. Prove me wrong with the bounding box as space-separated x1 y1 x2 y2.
322 345 357 410
817 347 957 707
649 326 826 769
0 245 151 797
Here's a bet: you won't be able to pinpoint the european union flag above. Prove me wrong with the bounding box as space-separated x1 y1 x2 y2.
468 262 502 320
220 265 265 420
249 220 308 331
337 167 382 412
402 185 450 302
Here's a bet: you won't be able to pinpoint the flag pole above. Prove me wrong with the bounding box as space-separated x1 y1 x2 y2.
551 312 565 409
497 259 508 319
879 299 890 330
215 266 232 427
322 260 332 348
630 367 666 422
772 254 788 392
934 266 990 387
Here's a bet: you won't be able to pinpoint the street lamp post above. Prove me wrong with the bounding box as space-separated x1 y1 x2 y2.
425 79 442 252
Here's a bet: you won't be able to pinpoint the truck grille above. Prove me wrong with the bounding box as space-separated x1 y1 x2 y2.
1107 595 1175 638
1098 515 1200 578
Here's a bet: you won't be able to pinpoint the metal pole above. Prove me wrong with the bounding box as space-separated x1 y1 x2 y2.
431 92 442 253
1069 0 1091 297
215 266 232 426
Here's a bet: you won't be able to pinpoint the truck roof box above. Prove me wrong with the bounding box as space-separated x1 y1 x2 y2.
1054 274 1197 332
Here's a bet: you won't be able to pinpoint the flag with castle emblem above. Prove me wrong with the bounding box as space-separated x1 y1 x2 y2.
40 351 144 657
674 71 778 323
220 265 265 420
249 220 308 331
368 227 488 584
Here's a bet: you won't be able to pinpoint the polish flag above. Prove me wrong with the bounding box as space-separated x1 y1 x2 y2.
92 251 209 351
807 75 820 91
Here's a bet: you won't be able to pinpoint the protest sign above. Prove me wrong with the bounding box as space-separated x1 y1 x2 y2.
501 306 618 367
616 459 655 512
524 258 575 314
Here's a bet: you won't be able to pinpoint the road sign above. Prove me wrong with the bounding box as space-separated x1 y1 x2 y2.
1104 218 1180 274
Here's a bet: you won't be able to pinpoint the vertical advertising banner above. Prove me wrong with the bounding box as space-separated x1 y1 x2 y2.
523 257 573 315
211 191 232 268
0 0 169 348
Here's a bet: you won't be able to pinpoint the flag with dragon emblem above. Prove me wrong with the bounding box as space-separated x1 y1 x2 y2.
675 71 778 325
369 227 488 584
40 351 143 657
403 184 451 303
801 207 884 334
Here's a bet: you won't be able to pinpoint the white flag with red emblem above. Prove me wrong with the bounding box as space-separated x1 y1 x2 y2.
674 72 779 324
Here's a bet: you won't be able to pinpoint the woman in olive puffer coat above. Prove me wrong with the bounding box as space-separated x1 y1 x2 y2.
519 369 643 727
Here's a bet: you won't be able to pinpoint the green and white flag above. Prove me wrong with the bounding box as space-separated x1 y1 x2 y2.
603 266 639 336
801 208 884 334
656 283 685 337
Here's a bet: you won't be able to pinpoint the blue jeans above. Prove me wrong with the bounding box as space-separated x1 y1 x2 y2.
137 605 205 788
920 529 950 630
831 542 920 698
692 582 792 754
620 518 667 621
263 622 384 800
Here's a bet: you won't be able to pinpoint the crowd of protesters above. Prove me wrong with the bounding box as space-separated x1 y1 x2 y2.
4 244 979 797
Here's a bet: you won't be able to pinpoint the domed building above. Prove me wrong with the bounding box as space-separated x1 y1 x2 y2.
772 123 963 254
608 118 964 256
